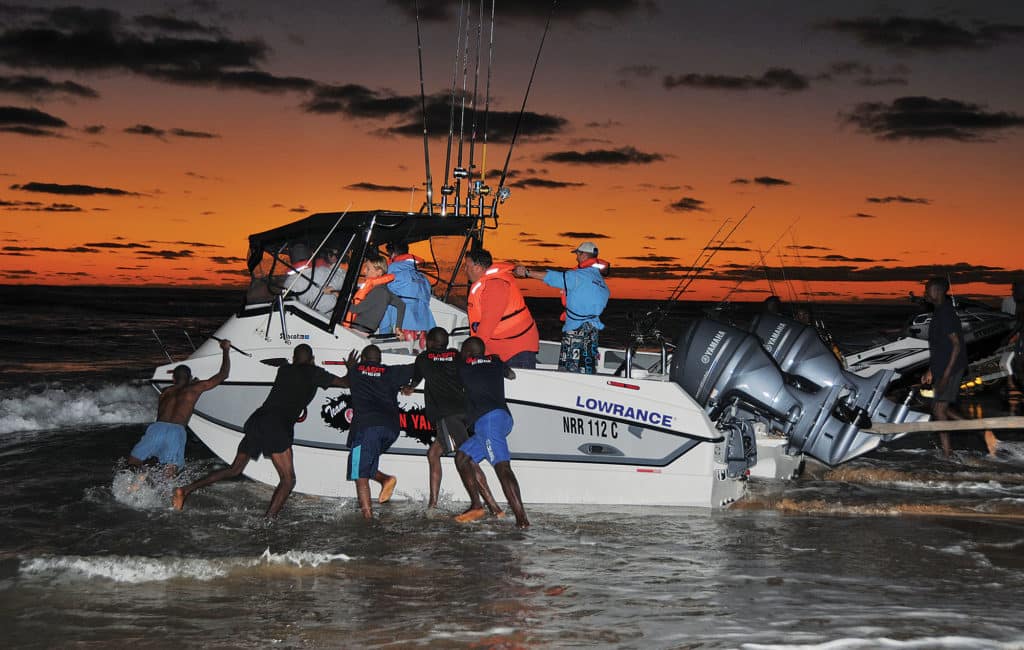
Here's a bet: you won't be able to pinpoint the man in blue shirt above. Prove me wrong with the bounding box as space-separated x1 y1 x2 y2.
515 241 610 373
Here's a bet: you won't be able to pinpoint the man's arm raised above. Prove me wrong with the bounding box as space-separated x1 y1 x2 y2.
192 339 232 392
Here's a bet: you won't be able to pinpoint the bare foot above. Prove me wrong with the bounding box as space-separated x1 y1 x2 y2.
172 488 186 511
983 430 1000 456
361 508 374 521
515 517 530 529
492 509 506 518
378 476 397 504
454 507 487 523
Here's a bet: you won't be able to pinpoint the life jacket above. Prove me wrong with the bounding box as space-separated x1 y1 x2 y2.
343 273 394 327
557 258 610 330
468 263 537 345
381 255 436 332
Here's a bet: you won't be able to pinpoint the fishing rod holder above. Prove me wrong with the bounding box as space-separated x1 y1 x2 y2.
440 184 455 196
496 187 511 202
453 167 469 179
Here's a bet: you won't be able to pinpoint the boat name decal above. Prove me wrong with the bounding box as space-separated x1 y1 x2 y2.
574 395 673 427
764 323 787 353
280 333 311 340
701 330 726 364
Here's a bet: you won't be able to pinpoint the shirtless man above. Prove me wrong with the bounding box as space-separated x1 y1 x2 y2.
128 338 231 477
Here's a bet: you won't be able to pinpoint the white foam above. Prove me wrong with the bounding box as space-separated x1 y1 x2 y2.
741 636 1020 649
0 383 155 434
19 547 352 584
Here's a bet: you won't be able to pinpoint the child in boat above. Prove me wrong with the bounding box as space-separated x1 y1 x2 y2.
453 336 529 528
345 257 406 335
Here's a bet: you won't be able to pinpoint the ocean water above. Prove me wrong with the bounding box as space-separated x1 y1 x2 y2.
2 285 1023 649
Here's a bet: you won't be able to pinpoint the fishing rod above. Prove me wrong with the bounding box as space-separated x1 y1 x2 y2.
453 4 472 214
151 329 173 363
493 0 557 215
775 249 799 303
476 0 497 214
718 218 800 305
759 247 777 297
789 230 815 307
465 0 484 214
440 0 466 216
414 0 435 215
663 217 732 307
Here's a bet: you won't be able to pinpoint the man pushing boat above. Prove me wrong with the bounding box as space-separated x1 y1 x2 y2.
172 343 346 517
129 338 231 477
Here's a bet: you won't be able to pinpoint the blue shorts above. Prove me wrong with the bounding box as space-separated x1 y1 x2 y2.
460 409 513 466
130 422 186 467
347 426 400 480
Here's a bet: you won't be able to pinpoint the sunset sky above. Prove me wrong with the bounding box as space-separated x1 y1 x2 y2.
2 0 1022 301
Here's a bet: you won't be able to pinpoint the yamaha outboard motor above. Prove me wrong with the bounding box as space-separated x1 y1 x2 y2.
672 317 926 468
749 313 924 464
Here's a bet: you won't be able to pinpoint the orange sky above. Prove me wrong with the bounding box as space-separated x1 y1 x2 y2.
2 1 1022 301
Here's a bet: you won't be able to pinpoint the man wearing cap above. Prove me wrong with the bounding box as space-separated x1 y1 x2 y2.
515 242 610 373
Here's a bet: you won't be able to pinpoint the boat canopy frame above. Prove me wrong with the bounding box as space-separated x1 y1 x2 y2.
245 209 484 330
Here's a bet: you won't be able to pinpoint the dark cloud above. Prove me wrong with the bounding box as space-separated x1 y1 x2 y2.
665 236 685 241
385 0 649 23
0 269 35 276
542 146 663 165
820 16 1024 52
385 97 568 143
618 64 658 78
817 61 909 87
850 212 877 218
0 125 66 137
3 245 98 253
584 120 623 129
289 206 309 213
0 74 98 99
124 123 165 138
620 254 679 262
83 241 150 248
146 240 222 248
710 261 1023 285
0 105 67 129
136 249 195 259
788 244 831 251
667 196 707 212
732 176 793 187
1 200 83 211
509 177 584 189
841 96 1024 142
345 182 412 192
638 183 688 191
170 127 218 138
10 182 140 196
210 255 245 264
216 269 249 276
730 178 750 185
521 238 562 248
83 124 104 134
604 265 685 280
557 232 610 239
134 14 223 35
664 68 810 92
708 245 752 252
866 195 930 205
857 77 908 87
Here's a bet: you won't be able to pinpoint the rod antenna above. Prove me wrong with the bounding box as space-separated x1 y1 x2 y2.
414 0 435 215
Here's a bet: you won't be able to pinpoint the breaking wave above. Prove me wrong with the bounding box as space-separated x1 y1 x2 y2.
732 497 1024 520
19 548 352 584
741 636 1022 649
0 383 154 435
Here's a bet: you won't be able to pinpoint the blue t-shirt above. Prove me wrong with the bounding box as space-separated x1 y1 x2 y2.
347 363 415 432
543 266 609 332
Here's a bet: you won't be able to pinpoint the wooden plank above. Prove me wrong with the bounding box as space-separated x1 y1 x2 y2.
864 416 1024 435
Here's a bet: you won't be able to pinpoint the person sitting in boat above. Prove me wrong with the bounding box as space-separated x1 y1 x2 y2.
379 241 436 351
298 248 346 315
465 248 540 369
344 256 407 336
452 336 528 528
401 327 499 513
128 338 231 477
172 343 346 517
515 241 610 374
338 344 415 521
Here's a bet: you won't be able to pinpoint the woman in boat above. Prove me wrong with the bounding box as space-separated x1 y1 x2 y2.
345 257 406 335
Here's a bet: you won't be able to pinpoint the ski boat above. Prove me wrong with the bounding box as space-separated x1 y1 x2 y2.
844 296 1015 382
150 210 928 508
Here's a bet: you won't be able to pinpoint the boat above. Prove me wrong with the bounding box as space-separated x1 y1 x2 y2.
149 209 928 508
148 8 928 509
844 295 1015 383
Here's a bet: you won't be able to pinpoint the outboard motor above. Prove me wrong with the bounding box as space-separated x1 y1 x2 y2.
749 313 923 464
672 317 927 468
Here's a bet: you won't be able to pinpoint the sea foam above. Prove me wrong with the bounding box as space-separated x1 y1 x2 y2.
0 383 154 434
19 547 352 584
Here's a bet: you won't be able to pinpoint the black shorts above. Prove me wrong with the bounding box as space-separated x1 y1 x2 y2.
238 409 293 460
933 371 964 404
435 414 470 454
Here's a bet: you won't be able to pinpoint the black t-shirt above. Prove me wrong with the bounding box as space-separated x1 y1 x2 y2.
348 362 415 432
411 349 466 422
457 355 509 424
928 298 968 377
259 363 335 428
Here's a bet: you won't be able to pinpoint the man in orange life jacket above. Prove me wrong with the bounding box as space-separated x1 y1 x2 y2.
465 248 540 369
516 241 610 373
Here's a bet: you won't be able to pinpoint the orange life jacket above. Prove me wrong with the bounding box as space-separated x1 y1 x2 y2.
467 263 537 345
343 273 395 326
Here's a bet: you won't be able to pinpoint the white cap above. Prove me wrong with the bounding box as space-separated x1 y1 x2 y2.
572 241 598 255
